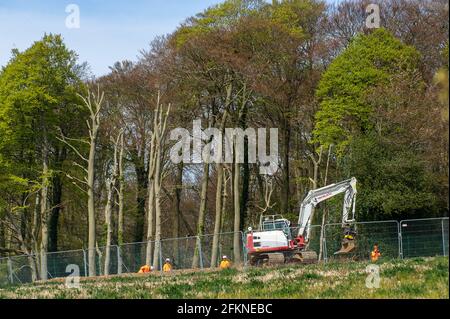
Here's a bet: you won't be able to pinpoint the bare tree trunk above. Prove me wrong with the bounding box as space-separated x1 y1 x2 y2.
117 133 125 245
233 147 241 264
59 88 103 278
32 193 41 280
146 131 157 265
192 162 209 269
151 96 171 270
308 146 323 227
319 145 333 261
219 169 230 256
232 85 249 265
281 118 291 216
152 143 163 270
104 184 113 275
40 134 49 281
117 133 125 274
211 165 225 268
173 162 183 263
85 89 104 277
87 129 98 277
104 133 121 276
210 85 231 267
146 182 155 265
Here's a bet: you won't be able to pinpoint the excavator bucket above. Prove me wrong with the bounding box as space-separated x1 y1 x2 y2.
334 239 356 255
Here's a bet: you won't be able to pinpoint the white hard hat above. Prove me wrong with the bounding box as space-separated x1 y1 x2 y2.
222 255 228 259
165 258 171 262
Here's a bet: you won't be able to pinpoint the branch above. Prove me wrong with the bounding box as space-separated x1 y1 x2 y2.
56 135 89 163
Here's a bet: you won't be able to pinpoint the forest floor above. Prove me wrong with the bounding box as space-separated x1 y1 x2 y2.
0 257 448 299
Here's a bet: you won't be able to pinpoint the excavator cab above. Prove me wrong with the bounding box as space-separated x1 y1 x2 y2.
261 215 292 239
335 224 357 255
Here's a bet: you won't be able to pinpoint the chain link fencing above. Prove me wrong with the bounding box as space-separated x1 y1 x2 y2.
47 249 87 279
400 218 449 258
0 257 11 287
0 218 447 287
323 220 400 262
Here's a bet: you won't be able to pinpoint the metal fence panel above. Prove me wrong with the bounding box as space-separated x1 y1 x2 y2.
443 219 449 257
119 241 149 274
324 221 400 262
400 218 449 259
160 237 197 270
46 249 86 279
8 254 39 284
0 218 448 288
199 232 245 268
0 257 10 287
84 246 121 276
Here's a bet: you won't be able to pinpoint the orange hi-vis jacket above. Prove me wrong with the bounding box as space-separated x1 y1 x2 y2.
163 263 173 272
138 265 151 273
371 249 381 262
219 260 231 269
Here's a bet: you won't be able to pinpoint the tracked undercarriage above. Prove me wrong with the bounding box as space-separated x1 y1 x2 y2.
249 250 319 266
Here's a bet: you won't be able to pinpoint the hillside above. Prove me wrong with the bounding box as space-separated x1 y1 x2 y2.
0 257 448 299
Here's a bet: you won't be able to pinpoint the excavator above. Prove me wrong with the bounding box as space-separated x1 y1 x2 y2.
246 178 358 266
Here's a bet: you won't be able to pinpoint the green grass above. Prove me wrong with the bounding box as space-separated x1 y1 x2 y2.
0 257 447 299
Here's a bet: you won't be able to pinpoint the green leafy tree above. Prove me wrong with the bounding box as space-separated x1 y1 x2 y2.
0 34 86 265
313 28 420 153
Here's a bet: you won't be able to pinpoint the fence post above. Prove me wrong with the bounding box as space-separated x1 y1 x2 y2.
159 240 163 273
7 257 13 284
82 249 88 277
116 245 122 275
323 224 328 263
197 236 204 269
397 221 403 260
241 232 247 267
442 219 446 257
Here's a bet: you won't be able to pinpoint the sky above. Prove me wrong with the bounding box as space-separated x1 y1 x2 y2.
0 0 227 76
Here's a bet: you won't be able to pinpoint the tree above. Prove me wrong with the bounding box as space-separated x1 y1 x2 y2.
103 130 123 275
313 28 421 153
58 87 104 277
151 94 171 271
0 34 86 279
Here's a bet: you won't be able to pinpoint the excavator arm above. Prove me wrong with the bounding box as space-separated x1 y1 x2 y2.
297 177 357 241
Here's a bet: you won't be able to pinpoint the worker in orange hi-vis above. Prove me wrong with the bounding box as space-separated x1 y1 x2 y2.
163 258 173 272
138 265 152 274
219 256 232 270
371 244 381 262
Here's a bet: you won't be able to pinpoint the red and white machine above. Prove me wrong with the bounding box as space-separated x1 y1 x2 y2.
246 178 358 265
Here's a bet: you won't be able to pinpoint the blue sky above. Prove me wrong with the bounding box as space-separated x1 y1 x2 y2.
0 0 227 76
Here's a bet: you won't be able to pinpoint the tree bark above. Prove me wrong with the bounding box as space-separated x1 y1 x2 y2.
134 161 148 243
233 147 241 264
103 134 120 276
281 118 291 215
152 143 163 270
192 162 209 269
211 84 232 268
173 162 183 263
40 136 49 281
145 126 157 266
146 181 155 265
151 97 170 270
117 133 125 273
211 166 225 268
48 174 62 253
48 147 66 253
319 145 332 261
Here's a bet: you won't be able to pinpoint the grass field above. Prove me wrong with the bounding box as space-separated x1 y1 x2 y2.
0 257 448 299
